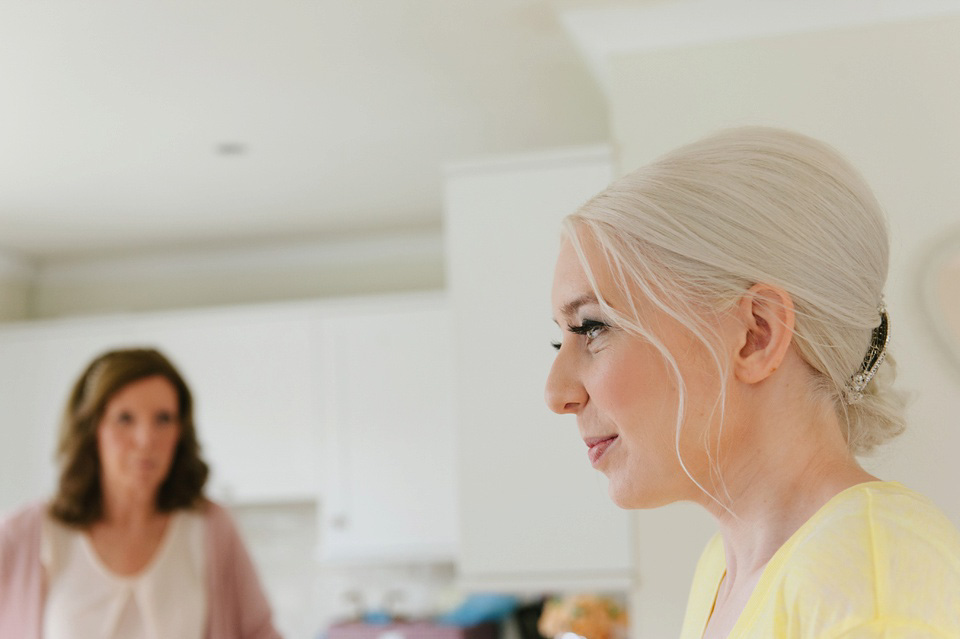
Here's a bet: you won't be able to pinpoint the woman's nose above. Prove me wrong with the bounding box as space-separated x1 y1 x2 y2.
545 350 586 415
132 422 154 447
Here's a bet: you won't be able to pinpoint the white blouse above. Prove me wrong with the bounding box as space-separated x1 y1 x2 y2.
41 510 207 639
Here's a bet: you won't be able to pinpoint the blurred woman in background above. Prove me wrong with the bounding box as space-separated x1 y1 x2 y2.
546 127 960 637
0 348 281 639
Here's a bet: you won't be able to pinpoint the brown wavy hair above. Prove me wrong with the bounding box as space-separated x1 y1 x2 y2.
49 348 209 527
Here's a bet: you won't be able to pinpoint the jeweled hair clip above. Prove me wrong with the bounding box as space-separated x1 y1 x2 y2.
844 301 889 404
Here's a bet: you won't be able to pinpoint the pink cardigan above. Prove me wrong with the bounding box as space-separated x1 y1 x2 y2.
0 501 282 639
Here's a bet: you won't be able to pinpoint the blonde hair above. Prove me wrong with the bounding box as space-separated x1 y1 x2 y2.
564 127 906 489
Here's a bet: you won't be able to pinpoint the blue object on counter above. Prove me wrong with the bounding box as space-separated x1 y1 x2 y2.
437 593 520 626
362 611 393 624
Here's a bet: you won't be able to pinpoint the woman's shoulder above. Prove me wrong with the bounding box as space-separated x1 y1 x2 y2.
777 481 960 631
0 501 47 544
0 502 48 639
0 501 47 581
802 481 960 557
193 498 243 543
866 481 960 541
788 481 960 574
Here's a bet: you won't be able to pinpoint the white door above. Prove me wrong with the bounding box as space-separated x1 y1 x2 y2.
318 295 458 563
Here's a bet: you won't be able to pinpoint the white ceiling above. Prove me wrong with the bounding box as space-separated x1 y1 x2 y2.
0 0 611 261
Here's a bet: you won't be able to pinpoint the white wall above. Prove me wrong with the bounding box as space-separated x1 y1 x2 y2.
445 146 635 593
601 14 960 639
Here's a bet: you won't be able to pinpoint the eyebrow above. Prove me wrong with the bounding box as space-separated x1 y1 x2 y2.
558 293 599 318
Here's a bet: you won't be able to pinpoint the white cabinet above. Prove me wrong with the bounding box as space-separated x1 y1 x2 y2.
0 293 459 566
444 147 634 590
0 306 323 511
317 294 458 564
0 329 57 514
129 306 323 503
0 316 141 514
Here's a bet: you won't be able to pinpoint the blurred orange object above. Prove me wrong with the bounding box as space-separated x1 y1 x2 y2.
537 595 627 639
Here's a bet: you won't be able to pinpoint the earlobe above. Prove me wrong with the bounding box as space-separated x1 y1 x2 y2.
733 284 796 385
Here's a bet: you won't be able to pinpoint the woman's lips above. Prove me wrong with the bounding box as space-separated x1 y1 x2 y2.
584 435 618 467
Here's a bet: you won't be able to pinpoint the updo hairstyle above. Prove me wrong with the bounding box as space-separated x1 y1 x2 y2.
564 127 906 462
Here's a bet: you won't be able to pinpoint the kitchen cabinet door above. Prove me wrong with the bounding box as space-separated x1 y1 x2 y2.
317 294 458 564
129 305 323 504
444 147 634 591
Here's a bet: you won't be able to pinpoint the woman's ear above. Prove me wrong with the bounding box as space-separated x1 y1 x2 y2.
733 283 796 384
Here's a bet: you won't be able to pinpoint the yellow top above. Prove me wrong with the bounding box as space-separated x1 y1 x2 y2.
679 482 960 639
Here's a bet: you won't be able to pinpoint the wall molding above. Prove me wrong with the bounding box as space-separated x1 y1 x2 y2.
35 229 444 284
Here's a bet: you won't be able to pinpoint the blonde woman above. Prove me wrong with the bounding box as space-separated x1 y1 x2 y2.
545 128 960 638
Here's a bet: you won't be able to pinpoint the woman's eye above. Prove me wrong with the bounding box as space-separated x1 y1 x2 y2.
569 319 608 342
156 411 177 426
116 412 133 425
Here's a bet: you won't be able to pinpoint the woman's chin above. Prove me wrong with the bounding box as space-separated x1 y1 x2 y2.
114 474 166 500
607 481 641 509
607 479 673 510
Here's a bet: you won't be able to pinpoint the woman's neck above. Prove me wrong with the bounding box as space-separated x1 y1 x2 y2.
706 377 878 585
716 456 875 579
98 483 162 528
697 382 877 639
88 500 172 576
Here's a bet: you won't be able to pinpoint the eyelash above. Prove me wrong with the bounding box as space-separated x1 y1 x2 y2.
551 319 609 351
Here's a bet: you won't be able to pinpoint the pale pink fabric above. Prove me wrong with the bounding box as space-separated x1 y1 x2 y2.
0 501 282 639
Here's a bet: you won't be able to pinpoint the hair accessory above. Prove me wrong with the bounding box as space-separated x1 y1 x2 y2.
845 300 889 404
